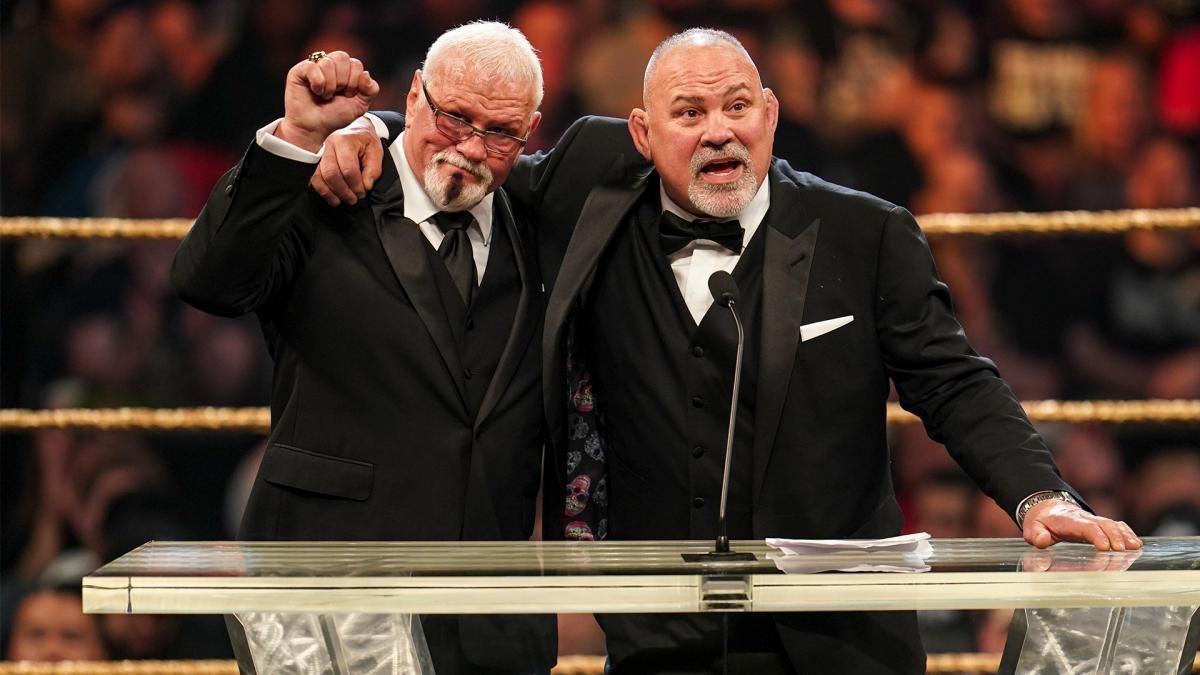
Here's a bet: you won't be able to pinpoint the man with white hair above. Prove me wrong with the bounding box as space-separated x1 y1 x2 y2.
320 27 1141 673
173 22 554 673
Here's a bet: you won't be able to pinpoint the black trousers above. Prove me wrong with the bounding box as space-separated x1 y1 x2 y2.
602 613 796 675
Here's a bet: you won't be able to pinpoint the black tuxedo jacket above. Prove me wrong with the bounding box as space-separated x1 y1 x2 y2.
172 142 554 671
377 113 1080 672
509 117 1077 528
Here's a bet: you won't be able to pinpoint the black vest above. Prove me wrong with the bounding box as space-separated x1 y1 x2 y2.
584 189 764 540
424 218 521 417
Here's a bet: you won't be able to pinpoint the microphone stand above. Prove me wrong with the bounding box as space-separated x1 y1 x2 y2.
683 290 755 563
715 296 744 556
680 274 755 675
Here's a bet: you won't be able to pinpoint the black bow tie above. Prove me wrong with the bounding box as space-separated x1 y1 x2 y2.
658 211 744 255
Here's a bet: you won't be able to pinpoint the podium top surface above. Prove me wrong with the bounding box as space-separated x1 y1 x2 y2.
88 537 1200 576
83 538 1200 614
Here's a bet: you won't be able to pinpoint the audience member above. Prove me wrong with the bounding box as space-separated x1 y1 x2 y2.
1047 426 1125 519
2 1 1197 663
1128 449 1200 533
1066 52 1154 210
908 470 978 539
2 581 109 662
513 0 584 151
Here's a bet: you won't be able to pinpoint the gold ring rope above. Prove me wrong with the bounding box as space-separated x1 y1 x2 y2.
2 211 1198 433
2 400 1197 432
0 654 1196 673
0 407 270 432
917 207 1200 235
2 208 1199 240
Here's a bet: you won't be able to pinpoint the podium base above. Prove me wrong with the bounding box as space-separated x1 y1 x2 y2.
681 551 757 563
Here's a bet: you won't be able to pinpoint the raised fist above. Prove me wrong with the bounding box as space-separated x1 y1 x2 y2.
277 50 380 153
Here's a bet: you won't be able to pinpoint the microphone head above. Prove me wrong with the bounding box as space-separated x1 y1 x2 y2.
708 270 740 307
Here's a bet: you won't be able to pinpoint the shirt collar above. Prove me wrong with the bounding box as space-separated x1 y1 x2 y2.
658 175 770 248
392 132 493 239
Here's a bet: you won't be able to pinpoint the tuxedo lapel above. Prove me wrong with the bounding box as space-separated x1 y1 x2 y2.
474 189 536 430
753 165 820 504
542 158 651 428
371 158 469 410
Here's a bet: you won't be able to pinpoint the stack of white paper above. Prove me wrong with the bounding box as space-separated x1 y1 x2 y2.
765 532 932 574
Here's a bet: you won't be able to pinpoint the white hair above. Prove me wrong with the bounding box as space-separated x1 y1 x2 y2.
643 28 755 104
424 150 493 211
424 21 544 109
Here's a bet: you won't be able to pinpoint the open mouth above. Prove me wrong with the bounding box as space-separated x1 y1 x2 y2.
699 158 744 180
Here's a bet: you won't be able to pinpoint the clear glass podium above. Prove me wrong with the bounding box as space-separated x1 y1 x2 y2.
84 537 1200 674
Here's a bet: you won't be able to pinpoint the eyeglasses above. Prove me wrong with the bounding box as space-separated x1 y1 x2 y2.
420 76 528 156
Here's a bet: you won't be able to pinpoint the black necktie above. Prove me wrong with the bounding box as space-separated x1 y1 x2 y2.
431 211 477 306
658 211 744 255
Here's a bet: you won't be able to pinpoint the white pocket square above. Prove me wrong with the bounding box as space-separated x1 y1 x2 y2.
800 315 854 342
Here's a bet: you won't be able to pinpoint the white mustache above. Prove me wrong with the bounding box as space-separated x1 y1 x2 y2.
433 150 491 182
690 144 752 176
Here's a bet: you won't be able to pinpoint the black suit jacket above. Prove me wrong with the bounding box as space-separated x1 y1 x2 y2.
495 115 1077 532
172 142 554 671
376 113 1081 672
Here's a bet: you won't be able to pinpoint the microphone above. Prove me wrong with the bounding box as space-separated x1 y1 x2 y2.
683 271 755 563
708 271 739 308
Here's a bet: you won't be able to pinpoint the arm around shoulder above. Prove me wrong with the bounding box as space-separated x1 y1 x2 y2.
505 115 640 212
371 110 405 138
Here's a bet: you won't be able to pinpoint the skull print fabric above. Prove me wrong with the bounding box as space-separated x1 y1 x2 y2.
562 327 608 540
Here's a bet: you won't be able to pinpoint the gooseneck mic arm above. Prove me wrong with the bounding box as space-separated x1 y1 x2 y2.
708 271 743 554
682 272 755 563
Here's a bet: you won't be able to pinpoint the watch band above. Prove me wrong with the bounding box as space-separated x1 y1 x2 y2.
1015 490 1079 528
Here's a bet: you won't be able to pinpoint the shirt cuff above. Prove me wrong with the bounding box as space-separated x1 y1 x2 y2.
255 119 324 164
365 113 390 141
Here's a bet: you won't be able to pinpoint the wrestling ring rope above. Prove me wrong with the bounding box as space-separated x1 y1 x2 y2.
2 208 1199 431
2 209 1198 671
1 399 1198 431
3 207 1200 239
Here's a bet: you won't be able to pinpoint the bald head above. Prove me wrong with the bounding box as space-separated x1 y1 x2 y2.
627 27 778 219
643 29 756 105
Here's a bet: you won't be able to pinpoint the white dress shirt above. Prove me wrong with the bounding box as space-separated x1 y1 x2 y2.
660 179 771 323
256 118 493 281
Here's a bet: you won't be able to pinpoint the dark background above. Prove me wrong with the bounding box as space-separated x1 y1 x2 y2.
2 0 1198 660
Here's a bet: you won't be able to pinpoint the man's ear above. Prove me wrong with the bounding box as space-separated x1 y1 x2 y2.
628 109 653 161
405 71 423 122
763 87 780 136
528 111 542 136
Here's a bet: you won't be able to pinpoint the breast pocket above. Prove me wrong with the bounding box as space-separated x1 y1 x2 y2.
799 314 854 342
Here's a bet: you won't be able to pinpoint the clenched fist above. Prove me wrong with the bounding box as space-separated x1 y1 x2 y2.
276 51 380 153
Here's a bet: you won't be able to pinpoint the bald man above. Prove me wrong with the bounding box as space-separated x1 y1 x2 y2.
319 28 1139 674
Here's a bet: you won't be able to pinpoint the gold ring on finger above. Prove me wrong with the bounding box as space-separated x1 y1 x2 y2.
308 50 328 63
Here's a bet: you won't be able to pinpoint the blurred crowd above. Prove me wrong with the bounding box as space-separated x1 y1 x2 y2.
2 0 1199 662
